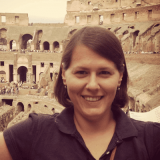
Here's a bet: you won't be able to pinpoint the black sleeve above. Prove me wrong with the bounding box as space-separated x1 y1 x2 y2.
3 113 40 160
153 123 160 160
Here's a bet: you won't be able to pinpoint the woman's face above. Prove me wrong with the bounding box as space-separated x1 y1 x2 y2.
62 44 123 120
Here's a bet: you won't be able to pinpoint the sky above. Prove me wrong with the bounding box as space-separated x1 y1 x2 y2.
0 0 68 23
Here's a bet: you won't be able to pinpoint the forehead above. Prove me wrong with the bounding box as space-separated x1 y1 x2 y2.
69 44 117 69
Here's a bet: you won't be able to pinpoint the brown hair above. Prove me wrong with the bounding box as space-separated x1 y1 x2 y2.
54 26 128 109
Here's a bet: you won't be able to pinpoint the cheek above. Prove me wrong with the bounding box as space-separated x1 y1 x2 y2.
66 79 85 96
101 81 119 98
101 78 119 89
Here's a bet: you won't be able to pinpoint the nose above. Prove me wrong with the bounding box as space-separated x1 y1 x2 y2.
86 73 100 91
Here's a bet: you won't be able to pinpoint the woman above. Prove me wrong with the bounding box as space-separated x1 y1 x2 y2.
0 26 160 160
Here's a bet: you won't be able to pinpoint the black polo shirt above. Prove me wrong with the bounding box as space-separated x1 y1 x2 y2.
4 106 160 160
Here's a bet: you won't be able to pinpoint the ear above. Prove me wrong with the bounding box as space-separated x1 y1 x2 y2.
118 72 123 87
61 63 67 85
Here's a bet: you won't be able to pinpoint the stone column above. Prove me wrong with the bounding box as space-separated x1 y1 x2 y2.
31 44 34 51
17 42 20 51
28 53 33 83
27 71 32 83
7 43 10 51
13 53 18 83
50 43 53 52
59 44 63 52
40 44 43 51
13 69 18 83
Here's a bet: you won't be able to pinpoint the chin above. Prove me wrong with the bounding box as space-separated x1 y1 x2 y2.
82 108 107 120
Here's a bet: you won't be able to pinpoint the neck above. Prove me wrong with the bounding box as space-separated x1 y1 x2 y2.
74 109 116 135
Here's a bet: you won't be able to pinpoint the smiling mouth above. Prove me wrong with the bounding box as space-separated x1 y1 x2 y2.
82 96 103 102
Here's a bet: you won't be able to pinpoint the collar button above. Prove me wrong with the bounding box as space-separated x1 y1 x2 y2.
106 151 110 155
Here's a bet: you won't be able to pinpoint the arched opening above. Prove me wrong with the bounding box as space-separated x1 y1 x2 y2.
16 102 24 114
0 28 7 50
28 104 31 112
2 99 13 106
43 41 49 50
21 34 33 49
17 66 28 83
0 70 6 82
53 41 59 52
10 40 16 50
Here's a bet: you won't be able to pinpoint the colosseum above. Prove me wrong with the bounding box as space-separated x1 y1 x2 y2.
0 0 160 131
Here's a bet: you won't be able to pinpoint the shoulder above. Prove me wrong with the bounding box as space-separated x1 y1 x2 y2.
27 113 59 130
28 112 59 123
130 118 160 133
130 118 160 159
4 113 59 138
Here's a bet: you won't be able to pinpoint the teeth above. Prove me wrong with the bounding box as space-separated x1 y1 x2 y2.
83 96 102 102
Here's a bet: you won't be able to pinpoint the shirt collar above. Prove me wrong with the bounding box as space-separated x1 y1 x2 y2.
56 106 138 139
113 108 138 140
56 106 76 135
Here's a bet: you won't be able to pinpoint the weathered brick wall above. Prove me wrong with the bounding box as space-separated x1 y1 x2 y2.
0 13 29 26
65 1 160 25
0 105 15 131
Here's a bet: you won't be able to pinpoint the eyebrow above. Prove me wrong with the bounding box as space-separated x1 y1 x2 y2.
72 66 114 71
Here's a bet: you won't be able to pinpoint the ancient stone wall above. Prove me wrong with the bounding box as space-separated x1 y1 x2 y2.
65 0 160 26
125 54 160 112
0 25 70 51
67 0 160 11
0 13 29 26
30 23 66 27
0 105 15 131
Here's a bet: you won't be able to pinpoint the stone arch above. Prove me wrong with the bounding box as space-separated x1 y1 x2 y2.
17 56 28 63
21 34 33 49
43 41 49 50
53 41 59 52
17 66 28 82
17 56 28 69
0 28 7 50
10 40 16 50
0 28 7 38
16 102 24 114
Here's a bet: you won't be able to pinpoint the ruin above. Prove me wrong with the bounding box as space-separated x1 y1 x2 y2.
0 0 160 130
